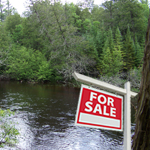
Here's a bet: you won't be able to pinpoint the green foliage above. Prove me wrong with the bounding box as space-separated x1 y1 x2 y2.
12 24 23 44
101 41 123 76
115 27 123 51
0 22 12 51
0 0 17 21
95 22 107 57
102 0 115 29
83 19 91 31
107 28 114 52
101 0 148 40
0 108 14 117
134 36 144 67
21 17 44 51
123 26 135 71
100 28 114 53
112 47 123 74
129 68 142 90
0 0 148 82
100 27 123 76
5 13 22 34
6 46 54 81
99 68 141 92
37 61 54 81
91 5 104 22
0 22 12 74
0 108 19 147
101 46 113 76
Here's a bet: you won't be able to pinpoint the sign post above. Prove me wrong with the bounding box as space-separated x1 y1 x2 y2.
124 82 131 150
72 72 137 150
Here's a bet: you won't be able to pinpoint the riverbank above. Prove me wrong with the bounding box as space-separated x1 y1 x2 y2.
0 72 140 93
0 75 10 81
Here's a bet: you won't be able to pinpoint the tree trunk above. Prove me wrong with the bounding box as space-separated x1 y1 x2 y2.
132 15 150 150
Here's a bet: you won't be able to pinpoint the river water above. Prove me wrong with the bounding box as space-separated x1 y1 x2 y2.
0 81 136 150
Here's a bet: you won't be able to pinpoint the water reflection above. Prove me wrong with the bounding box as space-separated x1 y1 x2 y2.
0 81 135 149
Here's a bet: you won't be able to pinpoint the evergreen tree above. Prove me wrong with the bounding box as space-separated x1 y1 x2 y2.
114 27 123 72
107 0 148 40
123 25 135 71
102 0 115 29
0 22 12 73
139 35 145 52
101 44 113 76
101 34 123 76
134 36 144 67
112 46 123 74
91 5 104 22
102 28 114 53
107 28 114 52
95 21 106 57
115 27 122 51
12 24 23 44
5 13 22 34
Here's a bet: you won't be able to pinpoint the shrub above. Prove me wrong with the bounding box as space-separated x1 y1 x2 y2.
0 109 19 147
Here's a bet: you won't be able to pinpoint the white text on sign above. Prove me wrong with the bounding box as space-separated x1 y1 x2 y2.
85 92 116 117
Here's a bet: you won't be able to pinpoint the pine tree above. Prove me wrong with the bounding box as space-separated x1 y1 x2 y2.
112 47 123 74
115 27 122 52
101 44 113 76
101 34 123 76
95 21 106 57
114 27 123 72
101 28 114 53
113 0 147 39
102 0 115 29
134 36 144 67
123 25 135 71
107 28 114 52
0 22 12 71
139 35 145 52
100 29 114 75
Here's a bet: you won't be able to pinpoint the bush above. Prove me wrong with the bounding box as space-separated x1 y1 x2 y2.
6 45 54 81
0 109 19 147
99 68 141 92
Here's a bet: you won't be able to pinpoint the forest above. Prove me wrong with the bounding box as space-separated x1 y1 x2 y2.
0 0 149 85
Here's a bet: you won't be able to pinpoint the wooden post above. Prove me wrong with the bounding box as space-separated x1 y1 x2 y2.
72 72 137 150
124 82 131 150
72 72 137 98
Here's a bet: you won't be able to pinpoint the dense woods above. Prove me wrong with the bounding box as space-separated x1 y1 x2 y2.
0 0 149 83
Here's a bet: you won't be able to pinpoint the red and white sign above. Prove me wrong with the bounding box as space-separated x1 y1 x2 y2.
75 84 123 131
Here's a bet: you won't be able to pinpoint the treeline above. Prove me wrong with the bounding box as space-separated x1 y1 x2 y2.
0 0 149 82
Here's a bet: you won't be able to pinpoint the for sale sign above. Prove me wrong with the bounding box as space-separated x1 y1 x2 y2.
75 84 123 131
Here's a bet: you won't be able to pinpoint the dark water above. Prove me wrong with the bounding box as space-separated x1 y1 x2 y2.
0 81 136 150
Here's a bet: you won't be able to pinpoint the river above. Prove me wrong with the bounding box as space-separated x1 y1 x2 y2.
0 81 136 150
